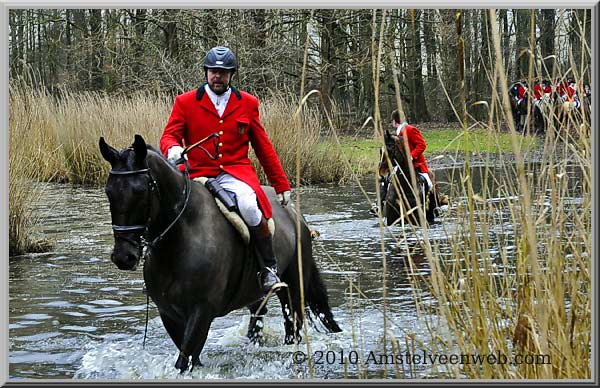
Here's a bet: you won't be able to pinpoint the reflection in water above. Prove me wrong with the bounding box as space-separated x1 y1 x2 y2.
9 163 584 379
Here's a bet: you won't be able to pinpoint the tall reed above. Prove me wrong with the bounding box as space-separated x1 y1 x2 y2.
9 84 349 187
324 9 592 380
8 86 54 255
381 9 591 379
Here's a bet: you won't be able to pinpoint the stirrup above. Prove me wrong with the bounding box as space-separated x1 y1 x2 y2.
258 267 283 293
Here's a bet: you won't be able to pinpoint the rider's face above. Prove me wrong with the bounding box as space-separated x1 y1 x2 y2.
207 68 232 95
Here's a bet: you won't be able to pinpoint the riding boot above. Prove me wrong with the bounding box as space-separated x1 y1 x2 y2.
249 217 281 293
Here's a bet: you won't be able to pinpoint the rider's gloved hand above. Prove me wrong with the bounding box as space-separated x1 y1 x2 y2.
167 146 185 164
276 190 291 207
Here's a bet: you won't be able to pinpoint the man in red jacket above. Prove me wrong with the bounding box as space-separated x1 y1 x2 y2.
392 110 433 191
160 46 291 293
371 110 432 216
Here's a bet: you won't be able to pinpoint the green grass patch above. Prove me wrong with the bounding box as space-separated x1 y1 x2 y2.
320 128 541 176
423 128 539 154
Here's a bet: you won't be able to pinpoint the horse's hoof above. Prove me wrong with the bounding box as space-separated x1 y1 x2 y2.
189 357 202 372
247 325 264 345
284 333 302 345
175 353 189 373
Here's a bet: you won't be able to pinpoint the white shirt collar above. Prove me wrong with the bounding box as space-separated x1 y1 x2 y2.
396 122 408 136
204 84 232 117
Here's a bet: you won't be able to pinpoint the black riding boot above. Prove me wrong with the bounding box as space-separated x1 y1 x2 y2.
249 218 281 293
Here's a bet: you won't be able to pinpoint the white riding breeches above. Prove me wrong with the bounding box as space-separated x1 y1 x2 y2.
214 172 262 227
419 172 433 191
392 166 433 192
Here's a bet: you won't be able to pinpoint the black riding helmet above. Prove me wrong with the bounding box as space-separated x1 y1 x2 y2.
203 46 237 75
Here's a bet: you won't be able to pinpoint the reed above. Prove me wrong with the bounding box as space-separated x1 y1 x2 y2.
9 84 350 187
320 9 591 380
8 88 53 255
378 9 591 379
254 91 352 185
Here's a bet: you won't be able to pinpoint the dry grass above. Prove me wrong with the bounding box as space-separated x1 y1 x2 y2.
8 83 351 255
254 91 352 185
346 9 592 380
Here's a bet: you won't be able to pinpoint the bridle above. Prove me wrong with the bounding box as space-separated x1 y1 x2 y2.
109 164 190 254
109 133 220 255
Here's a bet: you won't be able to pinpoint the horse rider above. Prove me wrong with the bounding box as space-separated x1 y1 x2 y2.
533 79 552 106
371 110 433 215
391 110 433 192
509 80 529 131
160 46 291 294
557 77 581 111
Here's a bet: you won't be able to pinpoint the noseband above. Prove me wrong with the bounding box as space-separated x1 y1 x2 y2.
110 168 154 236
109 163 191 251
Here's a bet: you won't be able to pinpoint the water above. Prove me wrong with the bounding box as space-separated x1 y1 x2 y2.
8 164 585 380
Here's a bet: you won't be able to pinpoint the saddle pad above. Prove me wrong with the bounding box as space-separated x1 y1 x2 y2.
193 177 274 245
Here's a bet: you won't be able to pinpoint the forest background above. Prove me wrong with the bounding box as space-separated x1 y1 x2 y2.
8 9 592 128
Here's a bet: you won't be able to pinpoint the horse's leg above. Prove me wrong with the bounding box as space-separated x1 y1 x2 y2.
246 299 268 344
384 183 400 227
160 313 185 358
174 306 214 373
276 283 298 345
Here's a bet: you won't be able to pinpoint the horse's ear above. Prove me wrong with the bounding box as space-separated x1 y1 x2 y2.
99 137 118 165
132 134 147 162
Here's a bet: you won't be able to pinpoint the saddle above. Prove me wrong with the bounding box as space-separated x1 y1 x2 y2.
193 177 274 245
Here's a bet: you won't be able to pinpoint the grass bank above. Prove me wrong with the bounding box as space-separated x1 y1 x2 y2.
6 83 542 256
332 128 541 176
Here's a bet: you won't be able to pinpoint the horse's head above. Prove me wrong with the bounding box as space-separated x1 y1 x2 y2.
100 135 155 271
384 130 409 167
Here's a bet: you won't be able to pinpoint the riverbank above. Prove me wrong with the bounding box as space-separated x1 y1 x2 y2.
334 128 542 177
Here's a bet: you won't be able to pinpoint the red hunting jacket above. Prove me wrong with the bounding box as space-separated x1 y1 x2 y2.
396 124 429 174
534 83 552 100
160 85 291 219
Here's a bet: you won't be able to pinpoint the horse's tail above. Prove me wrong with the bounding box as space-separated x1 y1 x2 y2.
305 260 342 333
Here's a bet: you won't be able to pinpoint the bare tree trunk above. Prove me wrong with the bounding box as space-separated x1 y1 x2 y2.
319 9 338 112
407 9 430 122
539 9 555 76
499 9 510 79
163 9 179 59
514 9 531 80
89 9 104 89
132 9 147 79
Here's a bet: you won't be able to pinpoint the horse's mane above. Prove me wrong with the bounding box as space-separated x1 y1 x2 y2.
146 144 163 157
145 144 181 174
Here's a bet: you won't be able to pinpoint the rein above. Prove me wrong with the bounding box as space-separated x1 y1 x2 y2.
109 158 191 252
108 135 219 348
109 133 220 251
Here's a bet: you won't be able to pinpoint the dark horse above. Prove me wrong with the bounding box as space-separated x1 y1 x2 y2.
509 81 529 133
378 130 447 226
99 135 341 372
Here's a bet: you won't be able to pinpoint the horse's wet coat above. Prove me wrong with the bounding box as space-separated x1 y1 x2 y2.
379 130 444 226
100 135 341 372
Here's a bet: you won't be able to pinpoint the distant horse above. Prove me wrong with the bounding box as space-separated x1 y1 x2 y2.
533 93 554 135
378 130 447 226
509 81 529 132
99 135 341 373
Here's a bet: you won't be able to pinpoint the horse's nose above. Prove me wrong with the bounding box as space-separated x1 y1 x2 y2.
110 251 138 271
